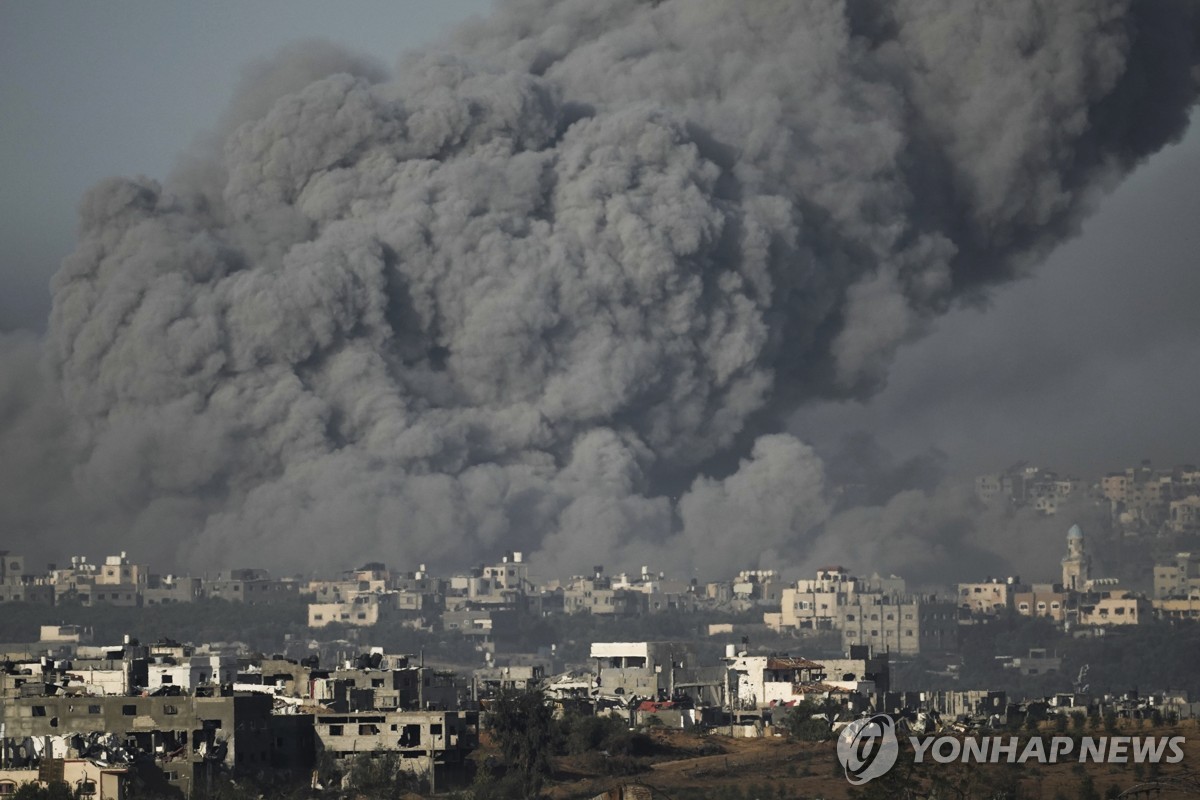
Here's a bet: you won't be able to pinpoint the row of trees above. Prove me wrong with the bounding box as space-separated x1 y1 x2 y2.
472 689 662 798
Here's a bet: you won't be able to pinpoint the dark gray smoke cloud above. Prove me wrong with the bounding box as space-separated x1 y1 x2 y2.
4 0 1199 577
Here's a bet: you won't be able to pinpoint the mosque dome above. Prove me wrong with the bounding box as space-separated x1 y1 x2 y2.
1067 524 1084 540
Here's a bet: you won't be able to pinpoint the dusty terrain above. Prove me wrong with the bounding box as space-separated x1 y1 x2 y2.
481 719 1200 800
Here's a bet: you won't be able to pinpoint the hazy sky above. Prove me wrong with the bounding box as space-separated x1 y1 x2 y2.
0 0 492 332
792 118 1200 478
0 0 1197 577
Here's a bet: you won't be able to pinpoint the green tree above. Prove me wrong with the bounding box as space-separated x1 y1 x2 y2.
781 701 832 742
485 688 556 798
345 751 418 799
13 783 74 800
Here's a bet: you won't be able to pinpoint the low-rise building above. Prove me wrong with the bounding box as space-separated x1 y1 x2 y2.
0 759 129 800
1078 590 1150 627
590 642 697 700
726 652 878 709
1152 594 1200 621
1002 648 1062 676
840 597 958 656
1169 496 1200 534
957 578 1024 617
143 575 202 605
204 569 296 603
1152 552 1200 599
312 710 478 787
1013 586 1067 622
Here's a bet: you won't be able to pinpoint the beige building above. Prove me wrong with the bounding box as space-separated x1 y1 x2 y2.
40 625 94 644
957 578 1023 616
313 710 478 786
309 593 395 627
772 566 862 631
47 556 99 595
204 569 296 603
1153 552 1200 599
95 552 148 589
1013 587 1067 622
1078 590 1149 627
1169 495 1200 534
0 551 53 604
1153 595 1200 621
0 551 26 585
0 760 129 800
839 597 958 656
1101 472 1129 503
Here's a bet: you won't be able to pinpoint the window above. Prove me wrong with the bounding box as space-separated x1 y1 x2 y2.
32 706 46 717
328 725 344 736
78 782 96 797
161 675 174 684
123 705 137 716
164 705 179 715
314 614 324 621
0 781 17 795
430 724 443 735
399 724 422 747
88 705 101 714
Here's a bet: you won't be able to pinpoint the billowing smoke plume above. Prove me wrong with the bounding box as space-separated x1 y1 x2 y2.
5 0 1199 577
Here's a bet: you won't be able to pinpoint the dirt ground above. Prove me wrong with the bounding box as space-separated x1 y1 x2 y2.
480 719 1200 800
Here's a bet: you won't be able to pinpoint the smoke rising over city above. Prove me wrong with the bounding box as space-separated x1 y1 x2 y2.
2 0 1199 580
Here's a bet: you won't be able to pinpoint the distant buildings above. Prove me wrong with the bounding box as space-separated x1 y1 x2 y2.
975 463 1080 515
1152 552 1200 599
1099 461 1200 535
765 566 957 655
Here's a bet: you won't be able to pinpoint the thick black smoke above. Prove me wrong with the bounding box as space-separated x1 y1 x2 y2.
5 0 1199 577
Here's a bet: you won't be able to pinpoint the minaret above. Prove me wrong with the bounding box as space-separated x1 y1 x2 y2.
1061 523 1091 591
